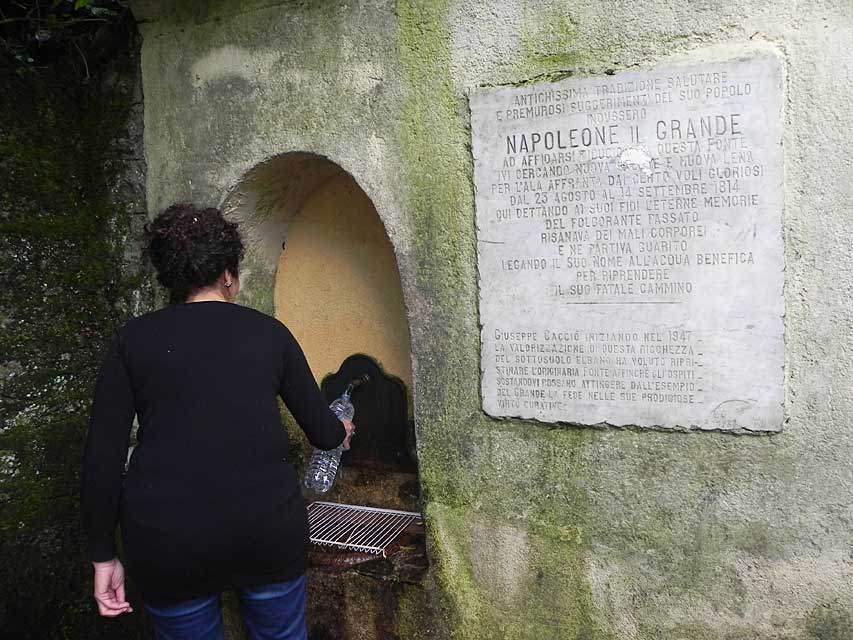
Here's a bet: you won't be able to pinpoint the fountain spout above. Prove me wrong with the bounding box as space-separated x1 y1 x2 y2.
345 374 370 396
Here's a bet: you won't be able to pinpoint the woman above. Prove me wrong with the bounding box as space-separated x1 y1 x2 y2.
81 203 354 640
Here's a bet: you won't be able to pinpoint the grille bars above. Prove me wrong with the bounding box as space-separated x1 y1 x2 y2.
307 501 422 557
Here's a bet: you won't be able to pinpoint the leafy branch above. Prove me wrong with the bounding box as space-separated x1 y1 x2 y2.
0 0 130 76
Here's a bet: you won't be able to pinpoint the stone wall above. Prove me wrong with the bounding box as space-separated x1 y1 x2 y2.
132 1 853 638
0 10 151 638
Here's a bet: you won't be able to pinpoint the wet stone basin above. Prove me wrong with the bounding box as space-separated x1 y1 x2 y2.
306 523 431 640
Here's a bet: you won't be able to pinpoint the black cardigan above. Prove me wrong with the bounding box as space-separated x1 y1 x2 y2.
81 301 345 602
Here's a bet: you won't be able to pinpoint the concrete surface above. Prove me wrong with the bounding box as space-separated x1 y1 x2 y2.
132 0 853 637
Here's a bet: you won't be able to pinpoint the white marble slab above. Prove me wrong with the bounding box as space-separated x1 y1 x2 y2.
471 53 785 432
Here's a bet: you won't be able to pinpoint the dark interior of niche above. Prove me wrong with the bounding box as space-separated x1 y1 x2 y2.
320 354 415 472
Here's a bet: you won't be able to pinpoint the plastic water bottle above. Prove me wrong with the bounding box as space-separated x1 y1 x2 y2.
303 391 354 493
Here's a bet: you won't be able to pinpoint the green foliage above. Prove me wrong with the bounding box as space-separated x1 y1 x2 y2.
0 27 150 639
0 0 125 72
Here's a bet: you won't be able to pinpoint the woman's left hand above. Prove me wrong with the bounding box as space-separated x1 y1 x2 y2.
92 558 133 617
341 419 356 450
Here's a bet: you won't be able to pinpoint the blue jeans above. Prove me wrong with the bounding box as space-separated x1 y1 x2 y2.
144 575 307 640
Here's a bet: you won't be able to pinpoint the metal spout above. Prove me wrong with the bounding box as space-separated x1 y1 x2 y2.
345 374 370 396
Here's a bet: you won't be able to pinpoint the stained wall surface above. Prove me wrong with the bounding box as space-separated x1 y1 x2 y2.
274 172 413 388
133 0 853 637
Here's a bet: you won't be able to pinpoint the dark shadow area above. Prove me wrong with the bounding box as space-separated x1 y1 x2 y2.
321 355 415 472
0 2 151 637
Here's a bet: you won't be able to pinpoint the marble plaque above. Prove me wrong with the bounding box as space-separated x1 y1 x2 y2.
471 54 785 432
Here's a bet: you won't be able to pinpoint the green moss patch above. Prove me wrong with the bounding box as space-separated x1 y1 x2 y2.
0 20 150 639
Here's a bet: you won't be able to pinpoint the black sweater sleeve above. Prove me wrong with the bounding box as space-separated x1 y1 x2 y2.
81 332 135 562
279 328 346 451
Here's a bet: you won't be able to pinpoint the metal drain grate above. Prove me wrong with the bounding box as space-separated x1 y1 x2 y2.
307 501 422 557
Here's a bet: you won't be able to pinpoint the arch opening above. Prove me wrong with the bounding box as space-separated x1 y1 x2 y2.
222 152 418 510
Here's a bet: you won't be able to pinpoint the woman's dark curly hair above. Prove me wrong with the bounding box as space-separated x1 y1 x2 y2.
143 203 245 304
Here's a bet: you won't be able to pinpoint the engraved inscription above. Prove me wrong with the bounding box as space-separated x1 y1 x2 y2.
472 54 785 432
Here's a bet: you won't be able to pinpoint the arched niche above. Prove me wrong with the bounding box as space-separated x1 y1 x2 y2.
221 151 413 412
222 155 425 625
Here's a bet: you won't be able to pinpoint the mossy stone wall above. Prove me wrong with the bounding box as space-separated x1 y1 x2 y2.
133 1 853 638
0 14 151 639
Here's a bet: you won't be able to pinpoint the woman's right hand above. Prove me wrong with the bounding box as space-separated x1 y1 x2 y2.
341 419 356 450
92 558 133 617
